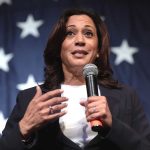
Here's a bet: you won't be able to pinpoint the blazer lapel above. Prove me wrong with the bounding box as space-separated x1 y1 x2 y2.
57 129 82 150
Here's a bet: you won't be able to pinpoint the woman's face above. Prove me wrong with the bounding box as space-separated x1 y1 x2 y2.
61 15 99 71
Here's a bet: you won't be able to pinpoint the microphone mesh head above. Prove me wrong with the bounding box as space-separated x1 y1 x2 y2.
83 64 98 77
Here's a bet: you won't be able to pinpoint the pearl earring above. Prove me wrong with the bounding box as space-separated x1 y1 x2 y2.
96 54 99 58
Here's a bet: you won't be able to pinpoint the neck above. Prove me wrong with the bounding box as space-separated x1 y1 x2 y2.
62 65 85 85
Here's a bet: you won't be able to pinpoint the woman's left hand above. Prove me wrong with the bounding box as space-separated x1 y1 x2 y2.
80 96 112 127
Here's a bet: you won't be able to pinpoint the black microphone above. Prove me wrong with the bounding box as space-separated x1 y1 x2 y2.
83 64 103 132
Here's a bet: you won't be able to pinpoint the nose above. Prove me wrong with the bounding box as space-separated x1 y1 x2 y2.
75 33 85 46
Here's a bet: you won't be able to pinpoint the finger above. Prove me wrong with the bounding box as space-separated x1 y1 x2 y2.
51 103 68 113
51 110 67 118
43 96 68 107
88 106 98 114
33 86 42 99
87 97 107 109
46 102 68 114
87 101 98 109
87 96 99 102
39 103 67 116
80 100 87 107
36 89 64 102
88 96 106 103
87 108 107 120
87 113 99 122
44 110 67 121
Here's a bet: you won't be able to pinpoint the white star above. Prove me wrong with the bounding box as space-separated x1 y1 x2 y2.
0 0 11 6
17 14 44 38
111 40 139 65
0 48 13 72
0 111 7 134
16 74 39 90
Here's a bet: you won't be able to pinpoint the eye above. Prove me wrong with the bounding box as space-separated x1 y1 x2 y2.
66 31 75 37
84 31 94 38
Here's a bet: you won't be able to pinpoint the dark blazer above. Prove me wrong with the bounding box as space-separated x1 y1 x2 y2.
0 84 150 150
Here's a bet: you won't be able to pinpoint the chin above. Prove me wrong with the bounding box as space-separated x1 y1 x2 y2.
72 63 86 68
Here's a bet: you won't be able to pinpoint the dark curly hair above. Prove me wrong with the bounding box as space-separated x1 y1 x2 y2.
43 8 120 90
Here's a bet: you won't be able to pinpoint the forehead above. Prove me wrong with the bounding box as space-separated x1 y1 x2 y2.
66 15 95 27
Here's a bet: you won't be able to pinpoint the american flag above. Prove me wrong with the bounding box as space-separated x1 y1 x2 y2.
0 0 150 135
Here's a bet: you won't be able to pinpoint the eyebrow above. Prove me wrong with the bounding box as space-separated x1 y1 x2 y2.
66 25 95 30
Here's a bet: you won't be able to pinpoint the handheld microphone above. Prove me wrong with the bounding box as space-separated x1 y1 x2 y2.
83 64 103 132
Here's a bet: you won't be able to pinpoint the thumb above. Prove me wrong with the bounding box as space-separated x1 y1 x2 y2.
33 85 42 99
80 100 87 107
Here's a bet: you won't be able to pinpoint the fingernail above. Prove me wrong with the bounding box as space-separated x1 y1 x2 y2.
59 89 64 92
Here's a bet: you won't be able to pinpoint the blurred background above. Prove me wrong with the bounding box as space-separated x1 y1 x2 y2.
0 0 150 134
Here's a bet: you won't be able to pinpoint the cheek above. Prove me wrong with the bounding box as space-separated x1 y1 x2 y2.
61 41 67 58
61 41 66 52
61 42 71 62
88 37 98 49
93 40 99 50
60 48 66 62
89 43 99 61
61 39 72 52
91 51 98 63
90 42 98 55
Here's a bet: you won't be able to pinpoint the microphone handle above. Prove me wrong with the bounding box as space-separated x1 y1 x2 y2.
85 75 103 132
85 75 98 97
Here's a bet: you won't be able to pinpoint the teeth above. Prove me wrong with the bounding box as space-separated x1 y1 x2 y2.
72 51 88 58
72 50 88 55
73 53 85 57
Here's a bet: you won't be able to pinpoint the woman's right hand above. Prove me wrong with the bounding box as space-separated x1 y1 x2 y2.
19 86 68 139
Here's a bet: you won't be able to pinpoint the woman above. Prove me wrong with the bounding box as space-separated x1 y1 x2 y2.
0 8 150 150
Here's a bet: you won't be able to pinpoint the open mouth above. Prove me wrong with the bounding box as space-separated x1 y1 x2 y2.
71 50 88 57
